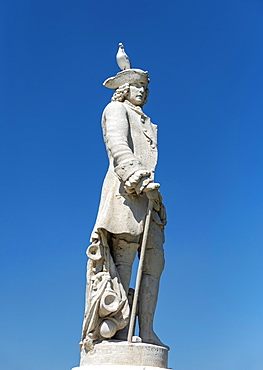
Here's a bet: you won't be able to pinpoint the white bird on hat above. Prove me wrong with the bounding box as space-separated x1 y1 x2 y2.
116 43 131 70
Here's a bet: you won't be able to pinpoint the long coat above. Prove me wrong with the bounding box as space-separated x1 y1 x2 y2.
91 101 159 239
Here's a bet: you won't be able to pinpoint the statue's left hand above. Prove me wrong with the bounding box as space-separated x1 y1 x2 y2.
144 183 160 200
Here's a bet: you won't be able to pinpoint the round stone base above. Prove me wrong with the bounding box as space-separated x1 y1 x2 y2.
78 340 169 368
72 366 170 370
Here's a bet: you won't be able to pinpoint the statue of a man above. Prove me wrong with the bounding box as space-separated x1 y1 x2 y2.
81 64 167 353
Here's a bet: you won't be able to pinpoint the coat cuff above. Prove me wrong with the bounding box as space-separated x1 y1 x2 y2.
115 160 144 182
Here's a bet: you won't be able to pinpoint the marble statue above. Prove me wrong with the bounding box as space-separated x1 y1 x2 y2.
79 44 167 361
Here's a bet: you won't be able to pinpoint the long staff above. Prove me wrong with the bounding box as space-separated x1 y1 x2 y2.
127 184 159 343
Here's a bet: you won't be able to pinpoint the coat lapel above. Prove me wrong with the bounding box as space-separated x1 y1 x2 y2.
142 116 157 149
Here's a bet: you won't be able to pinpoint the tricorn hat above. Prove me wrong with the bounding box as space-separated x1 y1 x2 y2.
103 69 149 90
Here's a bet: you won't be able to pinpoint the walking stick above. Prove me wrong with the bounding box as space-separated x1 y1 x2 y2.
127 184 159 343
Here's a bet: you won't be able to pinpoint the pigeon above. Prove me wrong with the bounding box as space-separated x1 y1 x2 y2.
116 43 131 70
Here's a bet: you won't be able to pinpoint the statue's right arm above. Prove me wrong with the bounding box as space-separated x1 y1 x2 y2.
103 102 146 182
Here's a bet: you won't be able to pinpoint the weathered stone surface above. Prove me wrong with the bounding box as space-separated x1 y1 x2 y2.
79 341 168 368
72 44 170 369
72 366 169 370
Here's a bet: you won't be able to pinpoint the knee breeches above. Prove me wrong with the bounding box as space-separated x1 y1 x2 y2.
110 220 165 278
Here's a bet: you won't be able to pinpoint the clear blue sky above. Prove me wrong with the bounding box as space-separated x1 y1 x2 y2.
1 1 263 369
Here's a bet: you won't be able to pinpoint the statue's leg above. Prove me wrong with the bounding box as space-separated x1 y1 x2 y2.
110 233 140 341
111 233 140 293
138 221 167 347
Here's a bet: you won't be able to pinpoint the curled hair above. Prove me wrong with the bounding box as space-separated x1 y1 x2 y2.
111 83 149 106
111 83 130 102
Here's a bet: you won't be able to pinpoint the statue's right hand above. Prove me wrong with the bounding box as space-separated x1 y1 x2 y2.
124 170 151 194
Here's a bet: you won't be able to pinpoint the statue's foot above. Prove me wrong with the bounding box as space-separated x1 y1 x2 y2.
140 331 170 350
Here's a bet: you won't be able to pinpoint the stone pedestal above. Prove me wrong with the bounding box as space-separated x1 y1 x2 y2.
72 366 168 370
71 340 170 370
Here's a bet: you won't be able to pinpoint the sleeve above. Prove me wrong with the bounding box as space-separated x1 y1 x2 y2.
102 102 145 182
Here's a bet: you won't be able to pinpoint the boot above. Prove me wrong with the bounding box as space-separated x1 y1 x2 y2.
111 238 139 341
138 274 169 349
113 288 135 340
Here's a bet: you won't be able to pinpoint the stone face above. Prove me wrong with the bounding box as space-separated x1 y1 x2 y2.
74 45 169 368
